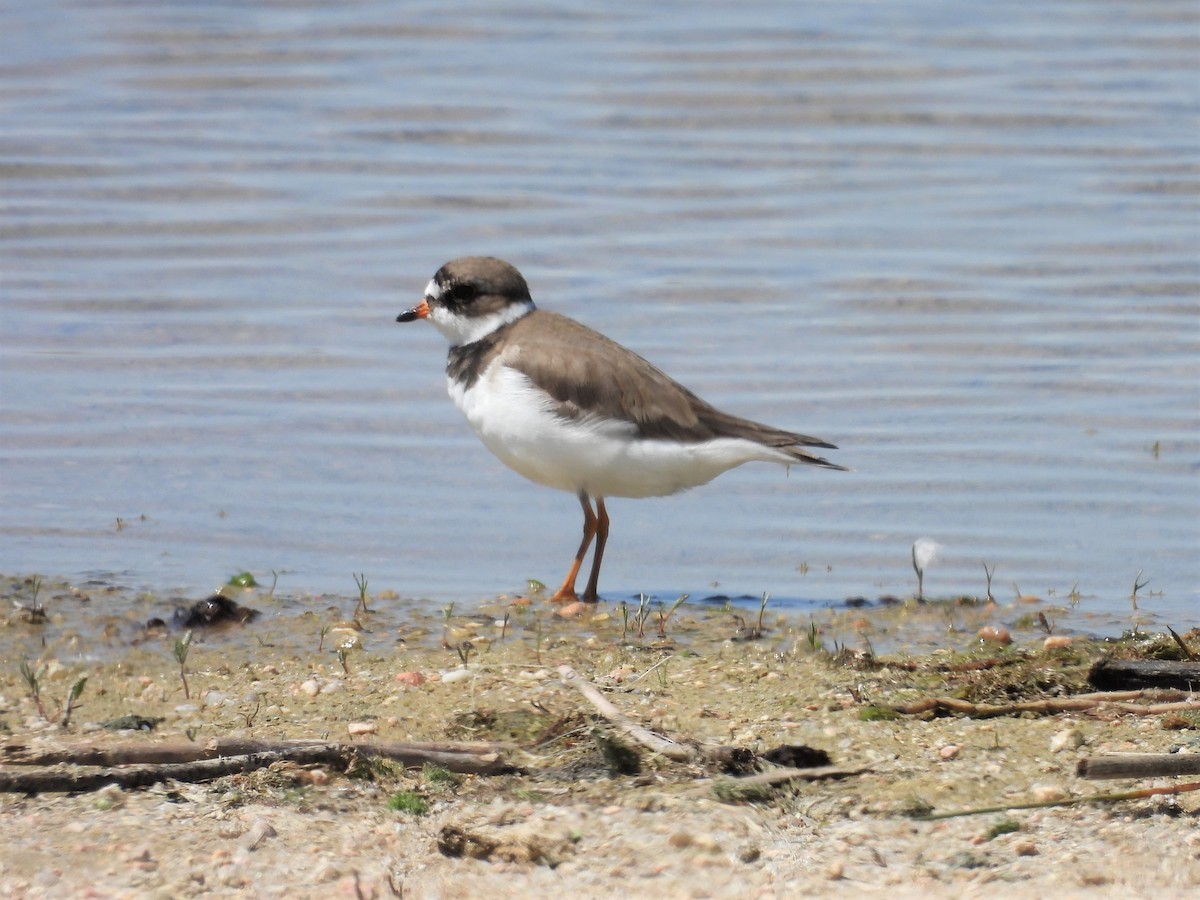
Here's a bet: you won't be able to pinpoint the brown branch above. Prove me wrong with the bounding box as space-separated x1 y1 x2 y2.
0 739 520 793
2 738 509 768
1077 753 1200 781
915 782 1200 821
893 690 1199 719
557 664 696 761
0 750 334 793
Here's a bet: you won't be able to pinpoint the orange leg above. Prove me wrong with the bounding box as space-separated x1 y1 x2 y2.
581 497 609 602
551 492 597 602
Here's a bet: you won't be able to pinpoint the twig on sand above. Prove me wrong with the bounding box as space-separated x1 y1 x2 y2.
1077 753 1200 781
893 689 1199 719
557 664 696 762
0 738 519 793
913 782 1200 821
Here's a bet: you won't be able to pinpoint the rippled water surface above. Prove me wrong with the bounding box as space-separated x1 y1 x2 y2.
2 1 1197 626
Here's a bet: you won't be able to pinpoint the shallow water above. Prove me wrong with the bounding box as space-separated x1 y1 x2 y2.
1 1 1197 627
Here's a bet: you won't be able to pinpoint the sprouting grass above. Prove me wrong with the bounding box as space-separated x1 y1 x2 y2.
387 791 429 815
656 593 688 639
173 630 193 699
353 572 370 615
19 660 48 719
422 764 462 787
984 818 1021 841
1130 569 1149 609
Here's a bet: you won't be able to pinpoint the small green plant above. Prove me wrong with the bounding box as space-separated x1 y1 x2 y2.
1130 569 1149 610
757 592 770 633
805 618 823 652
984 818 1021 841
422 764 462 787
173 630 193 699
633 593 652 640
353 572 370 615
441 602 455 647
227 571 258 588
456 641 474 666
14 577 47 623
19 660 48 719
1067 582 1082 609
387 791 429 815
268 570 279 598
655 594 688 639
318 624 331 652
527 578 546 597
336 647 350 675
619 601 630 643
60 677 88 729
982 562 995 603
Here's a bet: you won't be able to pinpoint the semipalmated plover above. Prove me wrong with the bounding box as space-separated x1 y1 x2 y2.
398 257 845 602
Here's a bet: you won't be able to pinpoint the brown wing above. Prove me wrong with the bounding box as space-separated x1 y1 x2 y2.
503 311 844 469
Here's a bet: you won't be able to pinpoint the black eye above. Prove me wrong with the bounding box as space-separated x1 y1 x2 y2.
450 282 477 302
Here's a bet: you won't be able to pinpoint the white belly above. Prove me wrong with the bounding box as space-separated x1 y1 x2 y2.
448 362 790 499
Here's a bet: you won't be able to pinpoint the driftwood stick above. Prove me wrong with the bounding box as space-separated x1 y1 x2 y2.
1089 658 1200 692
1077 753 1200 781
0 750 335 793
557 665 695 762
2 738 509 769
894 691 1199 719
0 740 519 793
915 782 1200 821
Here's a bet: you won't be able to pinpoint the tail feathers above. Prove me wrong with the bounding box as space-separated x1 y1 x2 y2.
780 444 848 471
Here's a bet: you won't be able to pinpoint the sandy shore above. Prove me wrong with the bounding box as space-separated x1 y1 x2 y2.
1 576 1197 898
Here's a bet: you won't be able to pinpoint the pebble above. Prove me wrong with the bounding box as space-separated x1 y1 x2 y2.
1043 635 1073 650
299 679 320 697
347 721 377 736
239 817 277 851
939 744 961 760
976 625 1012 645
1049 727 1084 753
394 671 427 686
441 667 473 684
1030 784 1069 803
556 601 589 618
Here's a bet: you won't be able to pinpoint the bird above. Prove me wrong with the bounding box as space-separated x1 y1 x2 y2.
397 257 845 602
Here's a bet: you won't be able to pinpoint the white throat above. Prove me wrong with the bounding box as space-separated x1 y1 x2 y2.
425 278 534 346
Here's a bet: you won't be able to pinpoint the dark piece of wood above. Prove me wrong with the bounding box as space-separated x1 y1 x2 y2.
0 739 520 792
1077 753 1200 781
0 750 328 793
1088 658 1200 692
2 738 510 769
